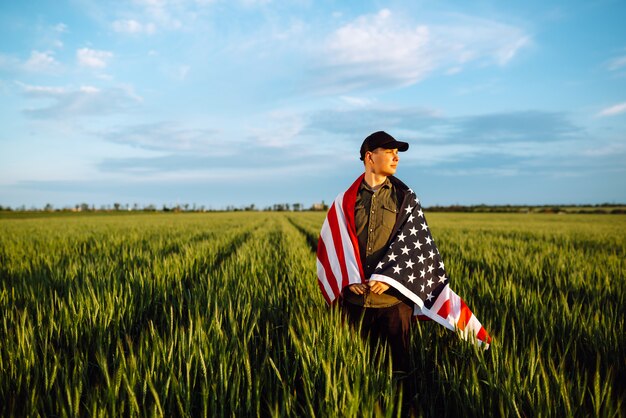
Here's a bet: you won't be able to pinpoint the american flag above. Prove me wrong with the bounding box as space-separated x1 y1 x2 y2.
317 174 491 348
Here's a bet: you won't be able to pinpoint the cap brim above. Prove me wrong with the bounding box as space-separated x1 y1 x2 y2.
381 140 409 152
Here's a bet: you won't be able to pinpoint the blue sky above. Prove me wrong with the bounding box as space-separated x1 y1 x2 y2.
1 0 625 209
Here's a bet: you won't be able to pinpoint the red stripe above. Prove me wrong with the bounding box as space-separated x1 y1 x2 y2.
316 275 331 305
316 235 340 301
456 299 471 331
476 327 491 344
326 204 350 290
437 299 451 319
342 174 365 280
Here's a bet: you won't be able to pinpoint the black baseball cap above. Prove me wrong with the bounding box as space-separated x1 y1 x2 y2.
359 131 409 160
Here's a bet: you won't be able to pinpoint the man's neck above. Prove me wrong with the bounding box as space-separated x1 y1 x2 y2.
364 172 389 190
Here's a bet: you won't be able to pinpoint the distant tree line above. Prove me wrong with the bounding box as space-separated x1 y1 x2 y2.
0 201 330 213
426 203 626 214
1 202 624 214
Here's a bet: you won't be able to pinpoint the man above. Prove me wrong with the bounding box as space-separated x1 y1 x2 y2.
316 131 490 375
341 130 414 374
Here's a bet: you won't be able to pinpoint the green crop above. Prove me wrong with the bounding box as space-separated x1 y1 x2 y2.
0 212 624 417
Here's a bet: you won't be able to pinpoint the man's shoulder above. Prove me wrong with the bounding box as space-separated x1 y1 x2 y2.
388 175 410 192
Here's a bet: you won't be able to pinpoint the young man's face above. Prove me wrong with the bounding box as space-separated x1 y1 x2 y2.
367 147 400 176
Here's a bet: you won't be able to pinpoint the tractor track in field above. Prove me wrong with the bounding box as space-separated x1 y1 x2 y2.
285 216 318 255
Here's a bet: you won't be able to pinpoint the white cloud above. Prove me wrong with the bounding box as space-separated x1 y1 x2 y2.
339 96 375 107
24 50 61 72
597 102 626 117
133 0 182 30
54 23 68 33
240 0 272 6
247 111 304 148
112 19 156 34
101 122 222 152
18 82 142 118
77 48 113 68
607 55 626 71
80 85 101 94
17 82 66 95
323 9 433 89
316 9 529 93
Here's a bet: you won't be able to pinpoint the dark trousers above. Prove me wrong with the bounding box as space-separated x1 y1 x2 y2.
341 299 413 374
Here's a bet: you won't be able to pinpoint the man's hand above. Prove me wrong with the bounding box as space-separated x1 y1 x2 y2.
368 280 390 295
348 283 368 295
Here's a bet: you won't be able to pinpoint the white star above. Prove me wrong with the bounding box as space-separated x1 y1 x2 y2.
393 265 402 274
388 252 397 261
421 222 428 231
428 265 434 273
438 261 445 270
408 273 416 283
376 261 384 270
404 205 413 214
438 274 447 283
420 284 425 293
401 246 410 255
397 232 406 242
405 259 415 269
428 250 436 259
417 209 424 218
415 197 420 204
426 292 433 302
408 188 414 194
426 278 434 287
417 254 426 264
413 240 422 250
409 226 418 236
407 214 415 223
420 269 426 278
425 236 432 245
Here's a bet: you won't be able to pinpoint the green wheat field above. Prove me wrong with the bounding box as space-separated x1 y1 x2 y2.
1 211 624 417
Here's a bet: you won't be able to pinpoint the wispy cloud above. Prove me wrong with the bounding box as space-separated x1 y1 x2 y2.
109 0 219 34
597 102 626 117
313 9 529 93
24 50 62 73
0 50 63 74
19 82 141 118
54 23 68 33
77 48 113 68
607 55 626 71
112 19 157 34
101 122 222 152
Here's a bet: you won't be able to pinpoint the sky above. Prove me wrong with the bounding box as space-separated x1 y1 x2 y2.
0 0 625 209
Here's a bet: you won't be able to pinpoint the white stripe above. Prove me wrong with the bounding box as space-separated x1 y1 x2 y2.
370 273 424 309
448 290 463 322
319 214 345 292
463 315 482 337
334 193 362 285
460 315 489 348
316 258 335 302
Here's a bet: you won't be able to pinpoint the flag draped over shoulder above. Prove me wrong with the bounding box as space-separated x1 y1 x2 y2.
316 174 491 348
